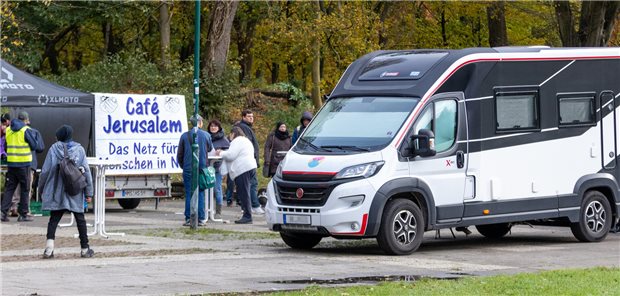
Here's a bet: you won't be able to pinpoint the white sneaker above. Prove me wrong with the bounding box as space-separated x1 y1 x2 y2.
251 207 265 215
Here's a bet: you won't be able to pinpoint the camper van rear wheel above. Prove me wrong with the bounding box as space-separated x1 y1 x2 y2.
118 198 141 210
475 223 511 239
280 232 322 249
570 191 612 242
377 199 424 255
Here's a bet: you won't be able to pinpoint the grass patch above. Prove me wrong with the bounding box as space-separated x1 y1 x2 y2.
127 228 280 241
263 267 620 295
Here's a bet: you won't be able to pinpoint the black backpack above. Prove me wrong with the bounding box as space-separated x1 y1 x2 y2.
59 143 87 196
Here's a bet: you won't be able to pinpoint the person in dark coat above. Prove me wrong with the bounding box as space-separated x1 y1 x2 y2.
176 115 214 226
11 117 45 217
1 111 39 222
39 125 94 259
207 119 230 219
264 121 292 177
234 110 263 214
292 111 313 144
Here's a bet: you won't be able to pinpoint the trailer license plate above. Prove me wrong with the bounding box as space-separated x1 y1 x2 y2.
284 214 311 225
123 190 146 197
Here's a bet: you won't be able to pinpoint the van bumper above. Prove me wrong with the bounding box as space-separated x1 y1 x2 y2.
265 178 376 237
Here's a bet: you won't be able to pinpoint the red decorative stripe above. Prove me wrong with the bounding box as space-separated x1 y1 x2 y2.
332 213 368 236
283 171 337 176
394 55 620 147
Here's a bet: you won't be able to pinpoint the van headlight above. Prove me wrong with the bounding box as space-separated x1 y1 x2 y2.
334 161 384 180
275 158 285 179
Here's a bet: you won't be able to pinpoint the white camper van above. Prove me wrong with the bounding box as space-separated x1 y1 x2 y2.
265 47 620 255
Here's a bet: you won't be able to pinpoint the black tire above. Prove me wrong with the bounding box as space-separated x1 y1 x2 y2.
118 198 141 210
570 191 612 242
376 199 425 255
475 223 511 239
280 232 322 249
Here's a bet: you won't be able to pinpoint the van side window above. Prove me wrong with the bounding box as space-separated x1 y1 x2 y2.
412 100 457 153
495 90 539 132
558 93 595 127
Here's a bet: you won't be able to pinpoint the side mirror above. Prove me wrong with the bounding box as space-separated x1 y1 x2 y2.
409 129 436 157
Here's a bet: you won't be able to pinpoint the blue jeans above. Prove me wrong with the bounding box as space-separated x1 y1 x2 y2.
250 172 259 208
183 172 205 221
214 171 223 205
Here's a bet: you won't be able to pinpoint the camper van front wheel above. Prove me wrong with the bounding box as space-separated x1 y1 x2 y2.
570 191 612 242
377 199 424 255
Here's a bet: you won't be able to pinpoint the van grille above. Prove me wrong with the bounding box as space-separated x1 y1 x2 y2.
276 184 333 206
279 207 321 214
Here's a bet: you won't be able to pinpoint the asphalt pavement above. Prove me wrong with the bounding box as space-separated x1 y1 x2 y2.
1 199 619 295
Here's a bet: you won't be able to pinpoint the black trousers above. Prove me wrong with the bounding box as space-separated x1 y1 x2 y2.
46 210 89 249
1 166 30 216
234 169 256 220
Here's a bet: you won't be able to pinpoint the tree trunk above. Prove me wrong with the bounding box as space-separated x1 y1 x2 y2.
554 1 577 46
271 62 279 84
311 0 322 109
287 63 296 83
43 24 77 74
601 1 620 46
233 5 259 83
441 7 448 46
159 0 171 69
579 1 607 46
374 2 392 48
487 1 508 47
555 0 619 47
204 0 239 78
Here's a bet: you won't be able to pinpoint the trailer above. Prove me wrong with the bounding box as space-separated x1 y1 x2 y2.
265 46 620 255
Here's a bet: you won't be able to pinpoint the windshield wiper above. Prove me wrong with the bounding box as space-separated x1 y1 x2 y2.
320 145 370 152
299 138 332 152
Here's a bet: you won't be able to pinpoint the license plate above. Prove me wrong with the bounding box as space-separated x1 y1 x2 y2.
122 190 146 197
284 214 311 225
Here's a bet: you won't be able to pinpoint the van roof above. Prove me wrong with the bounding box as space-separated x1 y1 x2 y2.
329 47 619 99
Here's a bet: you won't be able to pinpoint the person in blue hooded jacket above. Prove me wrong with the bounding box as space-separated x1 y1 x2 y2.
1 111 40 222
176 115 214 226
39 125 94 259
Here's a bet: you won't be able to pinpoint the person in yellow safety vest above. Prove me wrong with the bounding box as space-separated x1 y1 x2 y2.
1 111 39 222
10 115 45 217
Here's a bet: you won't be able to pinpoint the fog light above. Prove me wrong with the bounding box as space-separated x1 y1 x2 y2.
339 195 365 207
351 222 360 230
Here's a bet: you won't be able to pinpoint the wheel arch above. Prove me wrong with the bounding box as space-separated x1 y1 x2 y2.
366 177 436 236
573 174 619 222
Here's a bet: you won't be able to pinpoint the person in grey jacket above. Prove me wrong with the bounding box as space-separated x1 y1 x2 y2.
38 125 94 259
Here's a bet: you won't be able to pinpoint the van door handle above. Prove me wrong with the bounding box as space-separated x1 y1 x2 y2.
456 151 464 169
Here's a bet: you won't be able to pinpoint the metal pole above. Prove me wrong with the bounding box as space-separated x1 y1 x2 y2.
190 0 201 230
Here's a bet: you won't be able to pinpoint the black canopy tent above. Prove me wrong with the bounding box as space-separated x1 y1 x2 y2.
0 59 95 169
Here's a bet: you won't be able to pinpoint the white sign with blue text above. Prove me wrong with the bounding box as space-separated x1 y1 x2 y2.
94 93 188 175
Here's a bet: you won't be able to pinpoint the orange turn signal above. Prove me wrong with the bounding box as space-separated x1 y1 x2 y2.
483 209 490 215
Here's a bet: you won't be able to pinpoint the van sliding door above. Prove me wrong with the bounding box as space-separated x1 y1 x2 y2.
600 91 616 170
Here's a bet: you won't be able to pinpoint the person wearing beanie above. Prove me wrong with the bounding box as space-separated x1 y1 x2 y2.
291 111 313 145
1 111 40 223
207 119 230 220
10 112 45 217
263 121 292 178
38 125 94 258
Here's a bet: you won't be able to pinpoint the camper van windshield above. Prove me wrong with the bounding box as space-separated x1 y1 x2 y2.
294 97 418 154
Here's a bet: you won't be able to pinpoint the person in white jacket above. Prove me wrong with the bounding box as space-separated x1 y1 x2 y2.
216 126 257 224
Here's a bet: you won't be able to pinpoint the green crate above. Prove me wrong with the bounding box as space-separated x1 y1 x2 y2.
30 201 50 216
